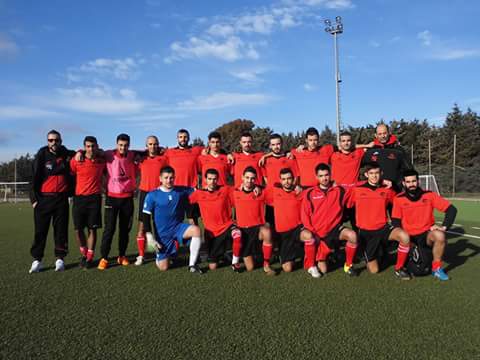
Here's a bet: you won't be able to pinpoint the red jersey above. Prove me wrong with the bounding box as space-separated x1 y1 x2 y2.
138 154 168 192
232 151 264 188
70 157 106 196
331 148 364 187
392 191 451 236
189 186 234 237
197 153 231 188
262 155 299 206
273 186 303 232
350 183 395 230
165 146 203 187
301 185 348 237
292 145 334 187
232 189 265 228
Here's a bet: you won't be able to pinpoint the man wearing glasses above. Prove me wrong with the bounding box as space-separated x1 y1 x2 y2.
29 130 76 273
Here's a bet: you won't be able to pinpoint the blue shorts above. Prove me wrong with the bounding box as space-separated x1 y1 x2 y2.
155 223 191 262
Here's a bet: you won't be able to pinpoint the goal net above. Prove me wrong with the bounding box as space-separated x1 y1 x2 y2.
0 182 30 203
418 175 440 194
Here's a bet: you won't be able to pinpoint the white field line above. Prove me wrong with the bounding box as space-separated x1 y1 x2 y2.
472 227 480 230
446 230 480 240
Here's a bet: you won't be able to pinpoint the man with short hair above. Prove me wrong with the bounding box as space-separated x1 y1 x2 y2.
135 135 168 266
70 136 106 268
29 130 75 273
273 168 317 276
189 169 243 271
349 162 411 279
142 166 203 273
97 134 138 270
232 166 275 275
231 132 264 189
197 131 231 188
301 163 359 277
291 127 334 188
392 169 457 280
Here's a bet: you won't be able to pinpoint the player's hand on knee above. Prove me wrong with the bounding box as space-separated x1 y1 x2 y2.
430 225 446 232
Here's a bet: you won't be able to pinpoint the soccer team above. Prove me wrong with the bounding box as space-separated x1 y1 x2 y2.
28 125 457 280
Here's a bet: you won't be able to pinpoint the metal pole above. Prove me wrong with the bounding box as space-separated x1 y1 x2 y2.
410 144 414 167
452 134 456 197
334 32 341 145
14 158 17 203
428 139 431 175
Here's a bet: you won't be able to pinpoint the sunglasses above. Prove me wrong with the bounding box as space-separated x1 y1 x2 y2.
48 138 60 143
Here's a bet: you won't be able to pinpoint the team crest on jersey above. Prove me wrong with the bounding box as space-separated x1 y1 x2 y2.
312 195 324 200
45 161 53 170
387 153 396 160
380 191 386 196
168 195 173 201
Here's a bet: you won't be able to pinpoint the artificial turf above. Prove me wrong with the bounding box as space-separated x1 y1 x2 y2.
1 200 479 359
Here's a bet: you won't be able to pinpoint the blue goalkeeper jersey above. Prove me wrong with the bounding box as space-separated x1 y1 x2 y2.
143 186 194 235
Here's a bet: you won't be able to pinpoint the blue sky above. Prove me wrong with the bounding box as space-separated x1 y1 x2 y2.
0 0 479 161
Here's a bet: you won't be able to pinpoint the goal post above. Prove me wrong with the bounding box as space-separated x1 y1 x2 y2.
418 175 440 195
0 182 30 203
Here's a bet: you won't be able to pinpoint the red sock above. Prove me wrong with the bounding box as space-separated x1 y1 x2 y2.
86 249 94 262
304 240 316 269
231 229 242 258
345 242 358 267
137 235 145 257
432 260 442 271
316 241 331 262
262 243 273 266
395 244 410 270
80 246 87 257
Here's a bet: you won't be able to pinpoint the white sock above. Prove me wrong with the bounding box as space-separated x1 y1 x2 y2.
232 255 240 265
189 236 201 267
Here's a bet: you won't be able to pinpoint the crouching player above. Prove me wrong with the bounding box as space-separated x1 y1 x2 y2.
233 167 275 275
301 164 359 277
392 170 457 280
189 169 243 272
142 166 203 273
272 168 316 276
350 162 411 280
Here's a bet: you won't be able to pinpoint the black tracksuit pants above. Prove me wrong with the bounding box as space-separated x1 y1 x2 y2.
31 194 69 260
100 196 134 259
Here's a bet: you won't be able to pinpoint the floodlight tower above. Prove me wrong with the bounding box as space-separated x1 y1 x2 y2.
324 16 343 145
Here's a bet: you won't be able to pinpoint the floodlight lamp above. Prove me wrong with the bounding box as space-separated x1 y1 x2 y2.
324 19 331 26
335 16 342 23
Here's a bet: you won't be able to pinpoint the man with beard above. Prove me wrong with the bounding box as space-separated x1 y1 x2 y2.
392 169 457 281
197 131 231 188
231 132 264 189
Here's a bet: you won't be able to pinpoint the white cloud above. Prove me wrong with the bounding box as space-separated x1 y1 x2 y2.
431 48 480 61
302 0 354 9
178 92 274 110
206 24 235 37
303 83 317 92
417 30 432 46
0 33 19 57
230 69 266 83
67 57 144 81
368 40 380 48
0 106 62 119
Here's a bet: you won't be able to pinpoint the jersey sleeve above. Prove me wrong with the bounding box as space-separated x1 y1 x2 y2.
70 158 77 175
431 193 451 212
189 191 198 204
321 144 335 162
387 189 396 204
142 192 155 214
300 190 315 232
345 188 356 208
391 197 403 220
192 146 204 156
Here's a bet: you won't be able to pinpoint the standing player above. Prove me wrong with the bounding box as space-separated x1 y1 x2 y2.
70 136 106 268
301 164 359 277
350 162 411 279
29 130 75 273
197 131 231 188
135 135 168 266
231 132 264 189
165 129 203 224
291 127 334 188
97 134 138 270
189 169 243 271
233 167 275 275
272 168 318 276
392 170 457 280
142 166 203 273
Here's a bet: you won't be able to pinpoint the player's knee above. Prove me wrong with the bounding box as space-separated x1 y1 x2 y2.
433 230 446 243
300 229 313 242
282 262 293 272
190 225 201 238
156 261 169 271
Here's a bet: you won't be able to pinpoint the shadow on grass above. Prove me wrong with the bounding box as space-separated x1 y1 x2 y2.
444 238 480 272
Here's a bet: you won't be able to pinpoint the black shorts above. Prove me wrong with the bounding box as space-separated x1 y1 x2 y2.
138 190 150 222
265 205 275 229
205 225 236 263
240 225 262 258
358 225 394 262
278 225 303 264
321 223 345 250
73 194 102 230
410 231 430 248
186 203 200 220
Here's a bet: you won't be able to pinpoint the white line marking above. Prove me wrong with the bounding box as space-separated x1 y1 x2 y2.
453 223 462 226
472 227 480 230
446 231 480 240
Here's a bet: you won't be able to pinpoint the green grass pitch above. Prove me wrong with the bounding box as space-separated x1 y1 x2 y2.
1 200 479 359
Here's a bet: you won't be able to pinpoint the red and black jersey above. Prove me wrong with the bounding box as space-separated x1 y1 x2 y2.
291 145 334 187
232 189 265 228
262 155 299 206
197 153 231 188
232 151 264 188
165 146 203 187
301 185 348 238
138 154 168 192
189 186 234 237
392 190 451 236
330 148 364 187
350 183 395 230
70 157 106 196
273 186 303 232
